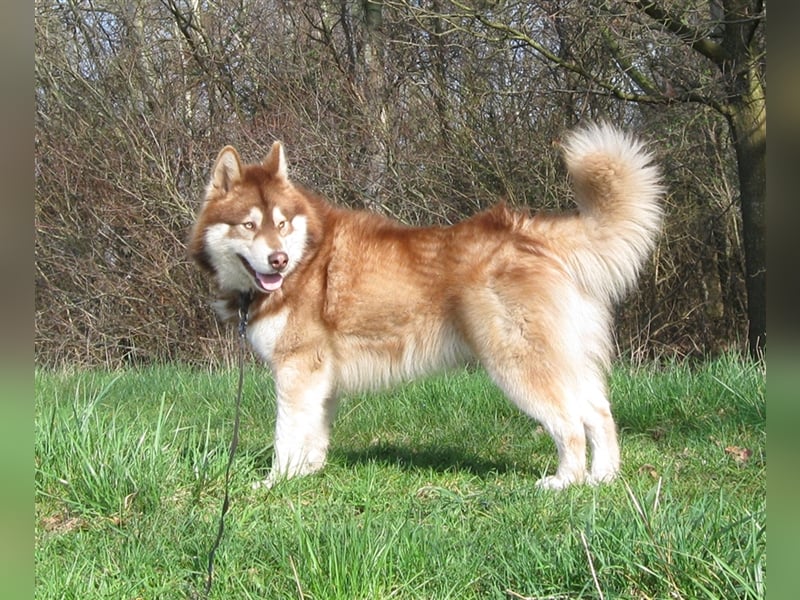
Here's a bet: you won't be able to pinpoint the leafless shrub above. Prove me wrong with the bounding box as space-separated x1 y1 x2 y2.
35 0 751 367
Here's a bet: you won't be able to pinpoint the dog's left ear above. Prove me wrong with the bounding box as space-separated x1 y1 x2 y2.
263 141 288 182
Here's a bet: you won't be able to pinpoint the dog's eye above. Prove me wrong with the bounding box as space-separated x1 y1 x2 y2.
242 221 255 230
277 220 287 231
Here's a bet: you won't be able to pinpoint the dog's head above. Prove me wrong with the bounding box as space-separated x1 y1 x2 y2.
189 141 316 295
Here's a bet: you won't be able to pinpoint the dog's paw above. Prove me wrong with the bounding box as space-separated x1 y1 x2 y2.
535 473 583 490
251 471 281 490
587 470 618 486
251 478 272 491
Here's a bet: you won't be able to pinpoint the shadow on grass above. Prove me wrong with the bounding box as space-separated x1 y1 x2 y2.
335 442 532 477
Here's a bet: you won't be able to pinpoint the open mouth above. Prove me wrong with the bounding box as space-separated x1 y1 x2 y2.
238 256 284 292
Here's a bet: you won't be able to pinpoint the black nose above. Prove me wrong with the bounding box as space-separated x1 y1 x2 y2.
269 251 288 271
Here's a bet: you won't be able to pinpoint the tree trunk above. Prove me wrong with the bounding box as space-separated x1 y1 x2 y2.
362 1 386 208
719 0 766 357
726 84 766 357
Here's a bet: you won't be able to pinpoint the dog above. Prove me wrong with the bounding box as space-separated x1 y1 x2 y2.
189 123 663 490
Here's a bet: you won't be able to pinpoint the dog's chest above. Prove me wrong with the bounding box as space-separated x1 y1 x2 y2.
247 308 289 361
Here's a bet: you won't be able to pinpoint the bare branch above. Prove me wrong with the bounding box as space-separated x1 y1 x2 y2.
633 0 726 62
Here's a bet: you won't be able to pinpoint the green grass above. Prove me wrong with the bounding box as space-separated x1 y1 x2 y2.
35 355 765 599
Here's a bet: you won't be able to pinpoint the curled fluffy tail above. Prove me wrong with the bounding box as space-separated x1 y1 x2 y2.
561 122 664 302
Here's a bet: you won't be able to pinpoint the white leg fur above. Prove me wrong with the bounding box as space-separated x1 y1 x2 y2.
253 361 336 489
582 380 621 485
528 396 589 490
480 361 590 490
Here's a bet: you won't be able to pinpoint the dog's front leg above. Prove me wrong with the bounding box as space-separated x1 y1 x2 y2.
254 360 336 489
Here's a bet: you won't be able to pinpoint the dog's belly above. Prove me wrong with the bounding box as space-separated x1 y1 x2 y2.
333 324 472 393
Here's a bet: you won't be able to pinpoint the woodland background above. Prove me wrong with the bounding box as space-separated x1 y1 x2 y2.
34 0 766 368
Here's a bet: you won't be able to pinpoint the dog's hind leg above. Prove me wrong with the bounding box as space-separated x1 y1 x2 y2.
462 324 588 487
488 363 589 489
459 281 610 489
481 346 620 489
580 374 620 484
481 349 620 488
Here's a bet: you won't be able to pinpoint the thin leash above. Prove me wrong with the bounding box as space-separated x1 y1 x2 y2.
197 290 254 599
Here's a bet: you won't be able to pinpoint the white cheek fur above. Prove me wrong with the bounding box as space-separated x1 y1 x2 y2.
204 224 252 290
282 215 308 271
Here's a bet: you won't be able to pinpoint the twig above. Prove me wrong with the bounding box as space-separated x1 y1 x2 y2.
580 530 605 600
289 555 305 600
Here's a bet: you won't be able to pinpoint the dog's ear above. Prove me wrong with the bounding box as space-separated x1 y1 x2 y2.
263 141 288 182
209 146 242 195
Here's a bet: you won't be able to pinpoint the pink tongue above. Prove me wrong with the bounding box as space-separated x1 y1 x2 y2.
257 272 283 292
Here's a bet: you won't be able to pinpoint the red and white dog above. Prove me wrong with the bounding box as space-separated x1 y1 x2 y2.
189 123 663 489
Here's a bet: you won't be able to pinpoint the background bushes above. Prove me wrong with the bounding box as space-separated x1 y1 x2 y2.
35 0 763 367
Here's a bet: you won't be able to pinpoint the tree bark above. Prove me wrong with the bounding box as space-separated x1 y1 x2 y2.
725 67 766 357
718 0 766 356
631 0 766 355
358 0 388 210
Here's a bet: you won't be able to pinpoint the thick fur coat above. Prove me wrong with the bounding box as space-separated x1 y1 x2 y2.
189 123 664 489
